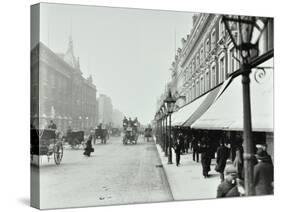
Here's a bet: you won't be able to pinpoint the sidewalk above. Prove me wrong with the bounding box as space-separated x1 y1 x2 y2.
155 143 220 201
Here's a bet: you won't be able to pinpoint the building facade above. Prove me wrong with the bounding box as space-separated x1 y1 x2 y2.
31 38 98 132
98 94 113 125
170 14 273 108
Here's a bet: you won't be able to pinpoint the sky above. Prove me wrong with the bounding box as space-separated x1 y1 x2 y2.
38 3 195 124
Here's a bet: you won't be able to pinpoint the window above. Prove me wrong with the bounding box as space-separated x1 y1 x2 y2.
196 80 199 97
219 18 225 40
200 75 204 95
211 64 217 88
205 39 210 57
200 47 204 63
205 71 209 91
211 29 216 50
219 56 225 83
196 53 200 68
229 47 240 74
192 83 195 100
192 59 196 75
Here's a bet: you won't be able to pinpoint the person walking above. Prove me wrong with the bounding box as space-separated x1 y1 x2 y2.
254 149 274 195
191 135 199 162
200 137 212 178
83 135 94 157
174 138 182 166
233 143 244 179
215 140 230 182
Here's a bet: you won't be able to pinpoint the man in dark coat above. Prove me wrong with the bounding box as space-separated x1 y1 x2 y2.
84 135 94 157
191 135 199 162
216 140 230 182
254 149 274 195
174 139 182 166
200 137 212 178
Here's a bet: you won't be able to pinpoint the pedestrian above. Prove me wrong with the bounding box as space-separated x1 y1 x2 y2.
254 149 274 195
200 137 212 178
174 138 181 166
215 139 230 182
233 143 244 179
48 120 57 130
178 133 185 154
216 165 243 198
83 135 94 157
191 135 199 162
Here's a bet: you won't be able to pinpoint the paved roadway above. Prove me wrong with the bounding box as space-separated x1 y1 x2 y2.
32 136 173 209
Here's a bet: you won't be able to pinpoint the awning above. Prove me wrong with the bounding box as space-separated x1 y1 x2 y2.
171 85 222 127
191 58 273 132
183 85 222 127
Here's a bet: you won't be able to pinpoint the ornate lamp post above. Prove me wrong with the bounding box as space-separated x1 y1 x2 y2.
164 89 176 164
222 15 269 196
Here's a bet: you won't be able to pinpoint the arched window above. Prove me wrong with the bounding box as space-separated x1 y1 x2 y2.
219 18 225 40
200 75 204 94
219 55 225 83
211 63 217 88
205 70 210 91
205 39 210 57
211 29 216 50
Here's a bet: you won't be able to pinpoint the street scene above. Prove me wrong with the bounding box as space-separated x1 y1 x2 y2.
31 3 274 210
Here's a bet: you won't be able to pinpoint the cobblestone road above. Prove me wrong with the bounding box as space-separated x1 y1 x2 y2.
33 136 173 209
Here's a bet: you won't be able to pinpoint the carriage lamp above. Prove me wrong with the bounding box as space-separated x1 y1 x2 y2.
164 90 176 164
222 15 269 196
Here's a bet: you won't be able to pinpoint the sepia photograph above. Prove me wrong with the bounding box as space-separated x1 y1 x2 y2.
30 2 274 210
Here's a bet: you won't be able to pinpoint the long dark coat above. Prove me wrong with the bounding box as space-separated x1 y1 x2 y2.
201 146 212 173
254 158 274 195
216 145 229 173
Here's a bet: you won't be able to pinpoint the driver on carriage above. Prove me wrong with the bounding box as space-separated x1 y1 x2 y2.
123 116 128 130
132 117 139 132
48 120 57 130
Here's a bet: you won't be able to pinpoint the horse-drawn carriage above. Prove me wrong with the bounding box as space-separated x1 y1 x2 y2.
30 128 63 166
144 127 153 142
66 131 85 149
123 126 138 145
93 128 109 144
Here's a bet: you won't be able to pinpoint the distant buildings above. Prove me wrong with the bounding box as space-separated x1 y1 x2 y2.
31 37 98 132
98 94 113 125
112 109 124 128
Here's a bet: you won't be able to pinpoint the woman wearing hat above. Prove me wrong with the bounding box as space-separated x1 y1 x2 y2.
254 149 274 195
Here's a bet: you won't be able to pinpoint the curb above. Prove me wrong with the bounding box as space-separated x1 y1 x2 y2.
154 142 175 200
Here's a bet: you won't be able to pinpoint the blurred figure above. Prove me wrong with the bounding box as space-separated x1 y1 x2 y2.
216 139 230 182
254 149 274 195
83 135 94 157
48 120 57 130
200 137 212 178
217 165 243 198
174 138 181 166
191 135 199 162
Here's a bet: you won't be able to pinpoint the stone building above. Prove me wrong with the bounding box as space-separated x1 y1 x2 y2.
31 38 98 132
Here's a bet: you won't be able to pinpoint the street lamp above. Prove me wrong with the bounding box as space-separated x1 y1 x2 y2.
222 15 269 196
164 89 176 164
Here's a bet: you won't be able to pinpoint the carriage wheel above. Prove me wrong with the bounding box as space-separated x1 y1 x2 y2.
54 143 63 165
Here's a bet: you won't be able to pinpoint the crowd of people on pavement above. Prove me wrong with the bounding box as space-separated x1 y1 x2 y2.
158 128 274 198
